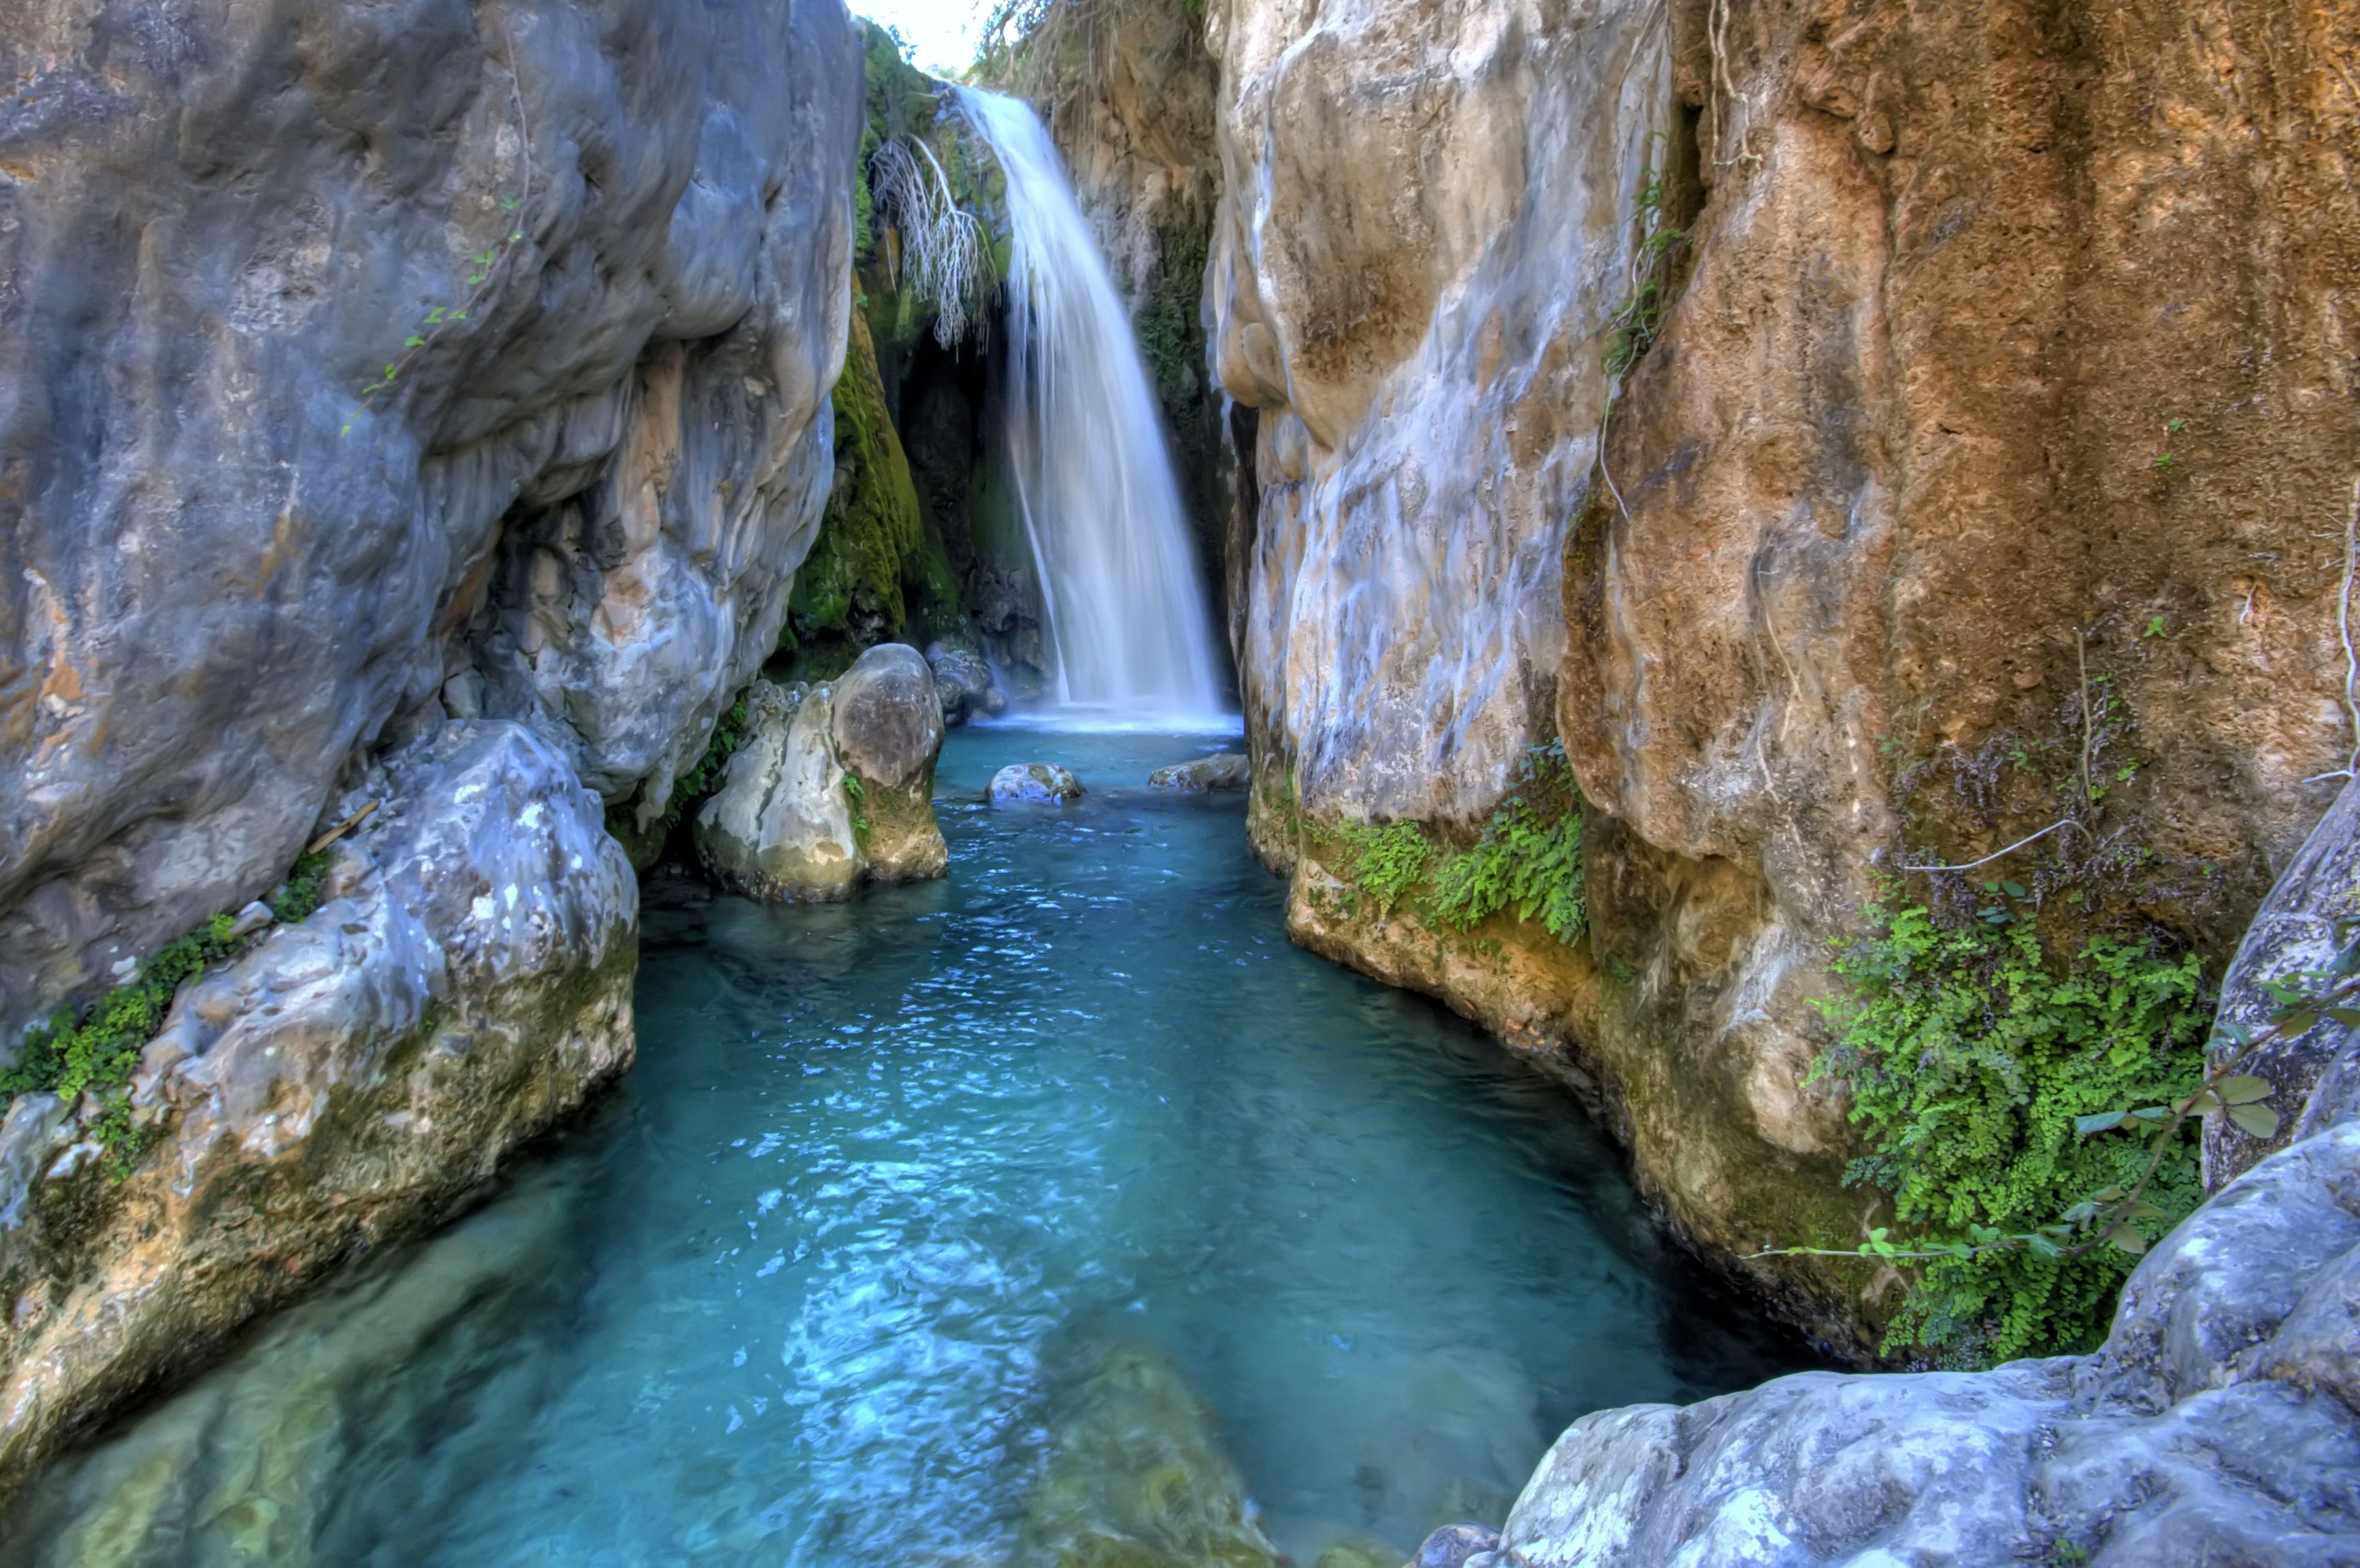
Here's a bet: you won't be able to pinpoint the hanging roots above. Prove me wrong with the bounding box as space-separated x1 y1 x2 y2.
870 135 993 347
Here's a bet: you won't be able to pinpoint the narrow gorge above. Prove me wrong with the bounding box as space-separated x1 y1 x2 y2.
1 0 2356 1563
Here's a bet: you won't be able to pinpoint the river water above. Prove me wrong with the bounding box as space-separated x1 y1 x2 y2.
5 726 1805 1567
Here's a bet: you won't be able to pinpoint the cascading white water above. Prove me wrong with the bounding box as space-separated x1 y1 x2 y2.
957 87 1229 725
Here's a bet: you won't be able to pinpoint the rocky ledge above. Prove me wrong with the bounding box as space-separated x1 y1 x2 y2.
0 721 637 1505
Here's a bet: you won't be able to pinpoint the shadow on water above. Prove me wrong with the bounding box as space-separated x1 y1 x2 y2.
4 728 1820 1567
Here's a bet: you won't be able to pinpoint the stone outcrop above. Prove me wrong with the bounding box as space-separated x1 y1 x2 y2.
695 644 947 899
1149 753 1252 791
927 640 1009 727
990 763 1087 804
831 642 951 881
0 0 863 1501
0 0 861 1047
1481 793 2360 1565
1202 0 2360 1348
0 721 637 1505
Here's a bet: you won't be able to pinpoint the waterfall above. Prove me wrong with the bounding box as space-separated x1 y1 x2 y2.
956 87 1229 725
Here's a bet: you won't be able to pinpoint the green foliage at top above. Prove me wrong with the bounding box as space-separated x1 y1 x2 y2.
1814 894 2210 1362
1428 740 1586 943
1 845 337 1177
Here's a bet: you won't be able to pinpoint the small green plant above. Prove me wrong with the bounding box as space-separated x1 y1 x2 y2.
659 697 752 834
1802 892 2212 1360
1341 821 1432 915
1604 156 1687 382
841 772 871 846
3 839 346 1177
1428 740 1587 943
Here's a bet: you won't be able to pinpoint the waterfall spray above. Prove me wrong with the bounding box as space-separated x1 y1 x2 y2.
956 87 1228 725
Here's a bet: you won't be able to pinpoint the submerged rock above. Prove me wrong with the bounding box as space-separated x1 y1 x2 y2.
831 643 950 882
1018 1342 1283 1568
926 640 1009 727
0 721 638 1506
695 682 864 901
1148 753 1251 791
990 763 1086 804
1412 1523 1502 1567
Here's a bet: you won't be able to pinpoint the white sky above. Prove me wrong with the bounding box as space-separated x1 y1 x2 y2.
853 0 993 77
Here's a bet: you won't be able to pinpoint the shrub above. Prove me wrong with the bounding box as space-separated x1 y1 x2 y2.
1814 895 2209 1362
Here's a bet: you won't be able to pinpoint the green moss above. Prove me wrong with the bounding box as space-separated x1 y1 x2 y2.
1136 224 1209 433
1815 895 2210 1363
787 306 958 668
1 843 338 1175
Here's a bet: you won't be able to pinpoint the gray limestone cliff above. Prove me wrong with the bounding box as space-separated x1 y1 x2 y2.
0 0 862 1500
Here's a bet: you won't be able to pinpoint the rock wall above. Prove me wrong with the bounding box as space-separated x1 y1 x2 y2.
1482 783 2360 1566
1205 0 2360 1350
0 0 861 1045
0 0 862 1495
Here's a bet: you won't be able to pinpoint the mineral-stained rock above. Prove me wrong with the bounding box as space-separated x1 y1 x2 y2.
1203 0 2360 1348
0 0 862 1049
1149 753 1251 792
990 764 1087 804
0 720 638 1507
831 643 949 882
1413 1522 1503 1568
695 681 865 901
926 640 1009 726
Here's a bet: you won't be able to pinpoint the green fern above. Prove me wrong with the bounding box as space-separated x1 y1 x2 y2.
1814 896 2208 1362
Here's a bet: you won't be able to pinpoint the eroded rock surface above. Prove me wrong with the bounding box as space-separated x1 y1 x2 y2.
927 640 1009 726
0 721 637 1503
1204 0 2360 1345
0 0 861 1045
832 643 949 882
695 649 947 899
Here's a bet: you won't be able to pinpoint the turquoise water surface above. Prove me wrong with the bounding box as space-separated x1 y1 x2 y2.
6 725 1806 1566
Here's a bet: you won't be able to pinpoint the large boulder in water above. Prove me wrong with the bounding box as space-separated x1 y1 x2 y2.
694 683 864 902
831 644 949 883
990 764 1085 804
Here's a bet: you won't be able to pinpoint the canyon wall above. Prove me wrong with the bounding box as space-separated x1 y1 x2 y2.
1202 0 2360 1352
0 0 860 1494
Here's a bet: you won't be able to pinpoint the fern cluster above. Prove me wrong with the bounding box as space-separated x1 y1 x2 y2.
1428 740 1586 942
1333 741 1587 944
1815 896 2208 1362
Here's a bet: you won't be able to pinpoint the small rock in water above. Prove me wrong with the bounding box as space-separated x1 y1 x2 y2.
925 640 1006 727
989 762 1085 804
1148 753 1251 791
1414 1522 1503 1567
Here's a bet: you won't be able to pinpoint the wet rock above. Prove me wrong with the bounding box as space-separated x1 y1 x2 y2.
695 682 864 901
830 644 949 883
925 640 1008 726
0 721 637 1505
1149 753 1251 791
1018 1342 1284 1568
1413 1522 1502 1567
990 764 1086 804
0 0 860 1047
